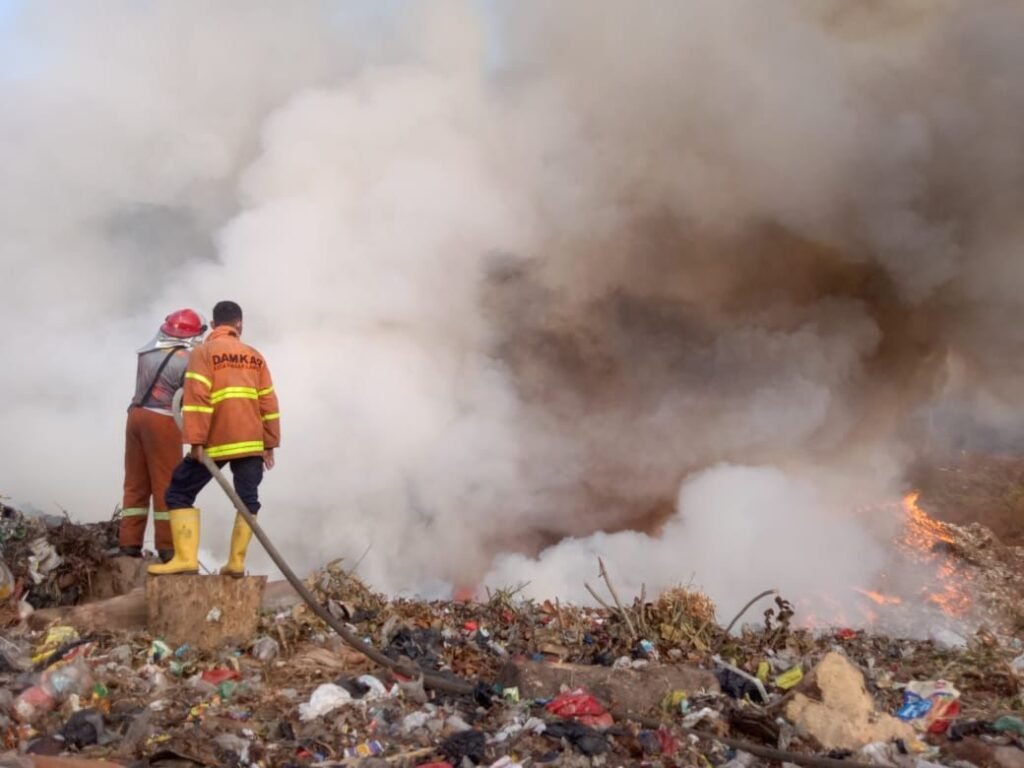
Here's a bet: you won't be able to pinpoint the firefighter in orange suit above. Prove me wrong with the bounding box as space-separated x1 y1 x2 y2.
149 300 280 576
120 308 207 561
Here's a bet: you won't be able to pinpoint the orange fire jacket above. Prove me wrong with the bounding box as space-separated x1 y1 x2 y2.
180 326 280 460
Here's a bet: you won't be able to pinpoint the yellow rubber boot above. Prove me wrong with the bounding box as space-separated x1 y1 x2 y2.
147 508 200 575
219 514 253 578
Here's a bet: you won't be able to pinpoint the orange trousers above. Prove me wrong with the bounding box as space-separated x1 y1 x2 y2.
120 407 183 551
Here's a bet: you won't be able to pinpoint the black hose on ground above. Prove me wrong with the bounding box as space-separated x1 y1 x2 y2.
198 450 474 696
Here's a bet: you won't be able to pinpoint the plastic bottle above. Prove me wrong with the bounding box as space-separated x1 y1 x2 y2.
14 681 56 722
44 657 95 699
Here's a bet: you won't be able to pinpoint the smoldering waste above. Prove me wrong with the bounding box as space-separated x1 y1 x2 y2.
3 501 1024 767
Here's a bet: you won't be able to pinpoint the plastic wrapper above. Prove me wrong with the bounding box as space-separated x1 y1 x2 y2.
30 625 78 665
775 665 804 690
896 680 961 734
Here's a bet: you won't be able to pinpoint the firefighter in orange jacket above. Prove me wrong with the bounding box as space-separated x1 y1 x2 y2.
120 308 207 561
149 300 280 577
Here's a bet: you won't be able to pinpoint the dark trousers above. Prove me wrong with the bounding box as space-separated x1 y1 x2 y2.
164 455 264 514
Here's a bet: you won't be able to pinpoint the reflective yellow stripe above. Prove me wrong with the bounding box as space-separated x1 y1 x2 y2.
258 386 274 396
206 440 264 458
210 387 258 404
185 371 212 388
121 507 148 517
211 392 258 404
182 405 214 414
262 413 280 422
152 511 170 521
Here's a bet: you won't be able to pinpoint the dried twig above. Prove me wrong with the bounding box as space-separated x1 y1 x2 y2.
584 582 615 612
486 581 531 608
346 543 372 578
637 583 649 634
598 557 639 640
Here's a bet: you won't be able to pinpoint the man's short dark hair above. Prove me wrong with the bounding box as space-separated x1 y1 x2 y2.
212 301 243 327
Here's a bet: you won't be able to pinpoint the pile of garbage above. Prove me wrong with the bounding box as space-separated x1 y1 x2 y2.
934 518 1024 635
0 499 118 615
2 495 1024 767
2 555 1024 768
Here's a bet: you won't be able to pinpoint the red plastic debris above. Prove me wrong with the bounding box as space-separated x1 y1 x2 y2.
545 688 615 728
201 668 241 685
929 698 961 734
61 644 94 663
836 628 857 640
656 727 680 756
463 621 479 632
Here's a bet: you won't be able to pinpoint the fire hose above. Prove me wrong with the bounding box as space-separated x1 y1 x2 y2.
198 450 475 696
174 446 876 767
172 391 473 695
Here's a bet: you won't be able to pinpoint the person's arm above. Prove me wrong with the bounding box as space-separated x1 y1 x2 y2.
258 358 280 470
181 348 213 457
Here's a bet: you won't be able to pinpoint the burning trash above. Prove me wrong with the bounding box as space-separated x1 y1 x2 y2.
0 498 1023 766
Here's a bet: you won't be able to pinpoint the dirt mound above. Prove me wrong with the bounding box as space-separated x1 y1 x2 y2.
913 453 1024 546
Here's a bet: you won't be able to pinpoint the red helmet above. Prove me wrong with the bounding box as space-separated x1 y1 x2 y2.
160 308 206 339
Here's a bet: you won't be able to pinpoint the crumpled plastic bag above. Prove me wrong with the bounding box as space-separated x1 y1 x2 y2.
355 674 392 700
31 625 78 665
62 708 113 748
439 730 486 765
45 657 95 698
545 688 614 729
27 537 62 584
1010 653 1024 679
215 733 252 763
299 683 352 721
544 720 609 756
682 707 720 729
402 710 432 733
337 674 396 702
251 636 280 661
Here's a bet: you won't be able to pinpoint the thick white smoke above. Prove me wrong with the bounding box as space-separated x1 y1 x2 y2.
3 1 1024 623
486 463 892 622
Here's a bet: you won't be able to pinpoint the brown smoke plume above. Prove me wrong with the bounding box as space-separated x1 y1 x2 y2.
2 1 1024 622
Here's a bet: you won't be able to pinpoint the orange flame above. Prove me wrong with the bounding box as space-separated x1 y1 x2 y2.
900 491 972 618
901 491 955 548
838 492 973 626
452 585 477 603
854 588 902 606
